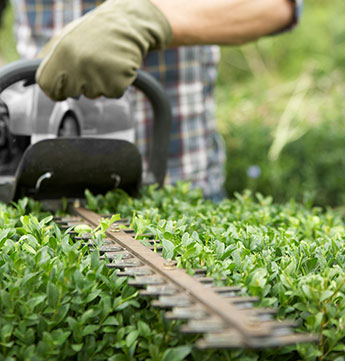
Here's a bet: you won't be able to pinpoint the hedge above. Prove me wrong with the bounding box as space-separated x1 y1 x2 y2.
0 185 345 360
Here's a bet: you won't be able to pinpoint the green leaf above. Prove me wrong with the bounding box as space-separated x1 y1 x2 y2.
67 317 78 334
85 289 101 303
249 268 267 290
129 340 138 359
1 324 13 341
149 344 161 361
162 346 191 361
30 295 47 309
109 214 121 224
306 257 318 271
181 232 190 245
73 270 84 289
183 243 199 259
81 325 99 337
0 341 14 348
99 214 121 233
0 229 10 247
294 302 308 312
126 330 139 348
81 309 96 324
74 224 93 235
91 249 100 269
54 304 70 324
71 343 84 352
22 242 36 255
47 282 59 308
102 316 119 326
139 239 152 247
320 290 334 302
302 285 312 300
162 238 175 260
102 326 117 333
333 344 345 352
323 329 337 339
0 290 10 308
137 321 151 338
108 354 127 361
20 272 39 288
215 240 225 259
51 329 71 346
39 215 53 227
114 301 132 312
20 215 30 228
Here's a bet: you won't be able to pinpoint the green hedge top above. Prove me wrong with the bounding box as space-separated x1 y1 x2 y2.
1 185 345 360
87 184 345 361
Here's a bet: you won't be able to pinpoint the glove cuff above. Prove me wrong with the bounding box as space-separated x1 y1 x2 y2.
145 0 173 50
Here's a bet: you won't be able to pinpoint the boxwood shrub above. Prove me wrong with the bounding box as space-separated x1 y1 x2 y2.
0 198 195 361
1 185 345 360
87 184 345 361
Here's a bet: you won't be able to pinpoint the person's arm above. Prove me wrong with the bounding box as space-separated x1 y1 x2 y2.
36 0 301 101
152 0 295 46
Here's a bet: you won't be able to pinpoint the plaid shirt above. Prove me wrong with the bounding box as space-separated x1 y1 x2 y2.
10 0 302 198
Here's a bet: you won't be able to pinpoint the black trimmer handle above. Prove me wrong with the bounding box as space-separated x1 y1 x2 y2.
0 58 172 187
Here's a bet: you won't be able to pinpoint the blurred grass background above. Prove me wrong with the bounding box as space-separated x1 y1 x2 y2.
216 0 345 208
0 4 18 64
0 1 344 208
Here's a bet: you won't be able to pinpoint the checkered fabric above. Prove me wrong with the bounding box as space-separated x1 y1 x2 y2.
10 0 303 199
11 0 104 59
131 46 225 198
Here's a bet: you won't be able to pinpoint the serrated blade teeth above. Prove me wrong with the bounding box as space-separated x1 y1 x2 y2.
181 317 226 333
197 330 319 350
106 259 143 268
165 306 209 320
139 284 178 296
128 276 165 287
212 286 242 294
196 329 245 349
98 245 124 253
152 295 193 308
100 251 133 260
117 267 153 277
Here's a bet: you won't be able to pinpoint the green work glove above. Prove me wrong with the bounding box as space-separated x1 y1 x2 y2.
36 0 172 101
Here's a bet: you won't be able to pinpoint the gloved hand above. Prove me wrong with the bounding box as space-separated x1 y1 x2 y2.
36 0 172 101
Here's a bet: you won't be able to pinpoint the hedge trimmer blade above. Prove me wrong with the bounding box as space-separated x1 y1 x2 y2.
55 207 319 350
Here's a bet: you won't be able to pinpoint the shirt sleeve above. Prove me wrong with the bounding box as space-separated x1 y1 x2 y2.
273 0 304 35
289 0 304 29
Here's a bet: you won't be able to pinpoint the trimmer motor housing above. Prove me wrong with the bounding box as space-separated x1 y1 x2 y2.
0 59 172 203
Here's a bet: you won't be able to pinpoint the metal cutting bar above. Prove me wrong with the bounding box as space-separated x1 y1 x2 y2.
66 207 318 349
72 207 301 342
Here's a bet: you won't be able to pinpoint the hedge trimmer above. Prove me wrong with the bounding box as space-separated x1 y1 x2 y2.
0 59 318 349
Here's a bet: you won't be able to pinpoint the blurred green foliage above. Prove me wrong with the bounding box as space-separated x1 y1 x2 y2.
224 120 345 208
0 4 18 63
217 0 345 207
